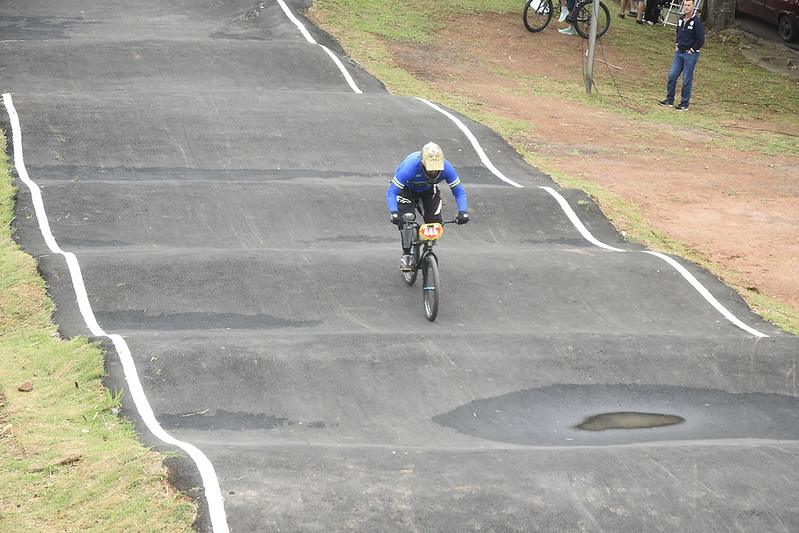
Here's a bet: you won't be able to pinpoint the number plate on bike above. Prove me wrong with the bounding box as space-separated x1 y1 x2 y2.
419 223 443 241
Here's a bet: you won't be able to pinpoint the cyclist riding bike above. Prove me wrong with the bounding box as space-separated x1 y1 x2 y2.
387 142 469 271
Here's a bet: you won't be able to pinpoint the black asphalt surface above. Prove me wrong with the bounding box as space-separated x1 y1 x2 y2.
2 1 798 532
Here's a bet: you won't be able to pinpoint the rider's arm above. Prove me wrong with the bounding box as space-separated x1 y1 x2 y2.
451 182 467 212
386 180 402 212
442 161 467 212
388 157 415 212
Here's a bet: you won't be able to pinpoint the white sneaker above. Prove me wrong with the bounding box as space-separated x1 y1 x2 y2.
558 27 575 35
558 9 569 22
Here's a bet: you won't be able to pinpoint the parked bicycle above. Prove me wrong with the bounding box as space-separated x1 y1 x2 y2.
399 212 458 321
523 0 611 38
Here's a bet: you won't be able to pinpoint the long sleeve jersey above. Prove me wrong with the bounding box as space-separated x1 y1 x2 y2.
386 151 467 212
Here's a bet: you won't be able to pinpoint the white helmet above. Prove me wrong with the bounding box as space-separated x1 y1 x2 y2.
420 142 445 172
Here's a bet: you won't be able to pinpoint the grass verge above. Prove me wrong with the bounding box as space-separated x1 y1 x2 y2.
0 131 196 530
308 0 799 334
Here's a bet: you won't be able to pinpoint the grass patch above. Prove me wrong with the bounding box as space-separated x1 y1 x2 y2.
0 131 196 530
308 0 799 334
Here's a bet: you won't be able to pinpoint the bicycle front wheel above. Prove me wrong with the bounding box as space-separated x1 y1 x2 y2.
523 0 554 33
573 0 610 39
422 255 440 321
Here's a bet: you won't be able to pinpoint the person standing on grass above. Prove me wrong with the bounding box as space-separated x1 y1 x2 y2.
558 0 577 35
659 0 705 111
618 0 634 18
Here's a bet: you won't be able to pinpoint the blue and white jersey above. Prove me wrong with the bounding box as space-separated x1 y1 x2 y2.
386 151 467 212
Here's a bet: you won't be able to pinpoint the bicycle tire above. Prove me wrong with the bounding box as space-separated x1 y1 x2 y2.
523 0 554 33
422 254 440 321
573 0 610 39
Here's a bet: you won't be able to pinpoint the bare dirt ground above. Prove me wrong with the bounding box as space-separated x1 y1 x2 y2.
383 13 799 317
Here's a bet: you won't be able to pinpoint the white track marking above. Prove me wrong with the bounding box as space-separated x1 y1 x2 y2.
319 44 363 94
540 185 767 336
415 97 523 188
540 186 625 252
2 93 230 533
644 251 768 337
276 0 315 43
414 95 767 337
271 0 762 339
277 0 363 94
277 0 768 336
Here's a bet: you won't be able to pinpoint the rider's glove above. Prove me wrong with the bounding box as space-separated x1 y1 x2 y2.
457 211 469 225
390 211 401 225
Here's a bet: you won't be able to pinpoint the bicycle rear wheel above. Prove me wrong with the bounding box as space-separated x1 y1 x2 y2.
523 0 554 33
422 255 440 321
573 0 610 39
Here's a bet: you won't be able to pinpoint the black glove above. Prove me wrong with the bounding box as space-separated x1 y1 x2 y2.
390 211 400 225
457 211 469 225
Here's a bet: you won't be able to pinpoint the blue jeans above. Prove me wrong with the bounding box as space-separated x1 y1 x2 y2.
666 50 699 106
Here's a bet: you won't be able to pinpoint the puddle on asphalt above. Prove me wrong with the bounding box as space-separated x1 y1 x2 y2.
433 384 799 446
574 411 685 431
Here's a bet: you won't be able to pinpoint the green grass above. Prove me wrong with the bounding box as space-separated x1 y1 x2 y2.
0 131 196 530
308 0 799 334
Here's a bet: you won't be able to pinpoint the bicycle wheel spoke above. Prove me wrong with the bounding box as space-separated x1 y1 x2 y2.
523 0 554 33
574 0 611 39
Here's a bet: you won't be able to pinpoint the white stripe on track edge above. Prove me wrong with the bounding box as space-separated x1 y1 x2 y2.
644 251 768 337
2 93 231 533
539 186 625 252
417 98 767 337
319 44 363 94
277 2 768 335
415 97 523 188
541 185 766 336
276 0 363 94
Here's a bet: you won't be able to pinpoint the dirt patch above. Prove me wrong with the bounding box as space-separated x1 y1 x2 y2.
732 31 799 80
384 13 799 315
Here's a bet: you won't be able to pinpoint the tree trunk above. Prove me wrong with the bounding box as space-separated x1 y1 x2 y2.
703 0 737 29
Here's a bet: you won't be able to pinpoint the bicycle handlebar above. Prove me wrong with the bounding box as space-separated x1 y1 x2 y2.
404 219 459 227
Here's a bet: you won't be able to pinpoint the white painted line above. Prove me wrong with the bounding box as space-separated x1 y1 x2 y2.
415 97 524 188
420 107 767 336
2 93 231 533
644 251 768 337
540 186 626 252
273 0 766 335
276 0 316 44
319 44 363 94
276 0 363 94
539 182 767 336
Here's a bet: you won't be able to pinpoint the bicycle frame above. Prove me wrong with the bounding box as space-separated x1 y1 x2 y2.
403 218 455 274
399 213 458 321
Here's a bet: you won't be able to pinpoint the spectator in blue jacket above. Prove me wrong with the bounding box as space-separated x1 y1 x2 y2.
387 142 468 271
659 0 705 111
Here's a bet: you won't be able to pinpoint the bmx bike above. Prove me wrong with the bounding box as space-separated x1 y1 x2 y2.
523 0 611 39
399 212 458 322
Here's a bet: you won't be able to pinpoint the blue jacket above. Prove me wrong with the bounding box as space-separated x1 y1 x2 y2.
676 14 704 53
386 151 467 212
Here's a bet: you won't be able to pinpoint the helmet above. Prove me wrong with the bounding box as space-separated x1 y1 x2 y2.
420 142 445 173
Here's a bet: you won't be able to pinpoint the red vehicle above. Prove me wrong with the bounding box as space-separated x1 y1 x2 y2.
737 0 799 42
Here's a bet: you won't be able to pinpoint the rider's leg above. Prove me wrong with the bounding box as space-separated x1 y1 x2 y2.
396 192 416 254
419 185 444 224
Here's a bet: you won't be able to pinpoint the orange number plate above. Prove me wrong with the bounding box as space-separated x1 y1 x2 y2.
419 223 443 241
